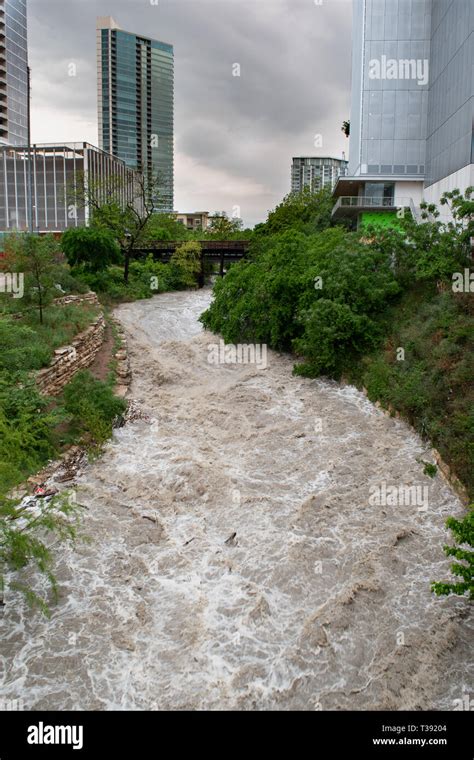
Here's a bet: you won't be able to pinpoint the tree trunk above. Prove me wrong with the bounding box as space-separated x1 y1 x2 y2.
124 250 130 285
198 250 205 289
38 285 43 324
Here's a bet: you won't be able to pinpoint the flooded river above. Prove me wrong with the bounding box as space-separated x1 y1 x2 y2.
0 290 472 710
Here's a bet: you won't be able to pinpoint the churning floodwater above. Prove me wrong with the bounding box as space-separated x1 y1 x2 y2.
0 290 472 710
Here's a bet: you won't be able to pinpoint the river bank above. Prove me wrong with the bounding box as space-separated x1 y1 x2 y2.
0 290 471 710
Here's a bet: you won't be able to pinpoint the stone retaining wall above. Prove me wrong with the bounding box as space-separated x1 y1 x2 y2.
36 314 106 397
53 292 99 307
112 320 132 398
9 291 99 320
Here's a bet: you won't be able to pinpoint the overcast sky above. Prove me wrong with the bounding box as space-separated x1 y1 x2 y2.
28 0 353 227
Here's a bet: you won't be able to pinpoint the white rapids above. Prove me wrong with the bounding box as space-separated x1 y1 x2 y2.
0 289 472 710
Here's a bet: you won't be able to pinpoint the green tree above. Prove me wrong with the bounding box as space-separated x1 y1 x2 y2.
75 173 166 285
170 241 202 288
432 507 473 600
61 227 121 273
254 186 335 237
5 234 60 324
207 212 244 239
0 491 83 616
143 213 189 242
440 187 474 250
365 188 473 284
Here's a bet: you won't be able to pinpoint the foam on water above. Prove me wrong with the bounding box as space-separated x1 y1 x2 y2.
0 290 472 711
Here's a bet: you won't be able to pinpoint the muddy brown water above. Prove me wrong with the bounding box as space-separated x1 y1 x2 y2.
0 290 472 710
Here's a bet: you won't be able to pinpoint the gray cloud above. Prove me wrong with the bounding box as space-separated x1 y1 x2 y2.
29 0 352 226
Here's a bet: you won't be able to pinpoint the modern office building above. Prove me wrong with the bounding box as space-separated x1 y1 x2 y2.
423 0 473 212
291 157 348 194
0 142 138 233
97 16 174 212
333 0 474 227
0 0 29 146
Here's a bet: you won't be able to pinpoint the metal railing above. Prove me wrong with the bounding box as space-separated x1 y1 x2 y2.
409 198 423 224
332 196 414 215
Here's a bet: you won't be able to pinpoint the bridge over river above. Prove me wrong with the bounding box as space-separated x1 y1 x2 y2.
134 240 251 281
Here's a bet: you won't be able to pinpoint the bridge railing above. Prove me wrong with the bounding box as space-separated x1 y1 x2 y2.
147 240 250 250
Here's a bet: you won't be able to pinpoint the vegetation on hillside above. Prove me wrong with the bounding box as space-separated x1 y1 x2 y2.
0 234 128 611
201 187 474 600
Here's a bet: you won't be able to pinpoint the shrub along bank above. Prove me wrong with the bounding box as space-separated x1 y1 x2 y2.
201 188 474 599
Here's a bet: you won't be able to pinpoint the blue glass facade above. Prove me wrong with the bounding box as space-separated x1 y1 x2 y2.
0 0 29 146
98 19 174 212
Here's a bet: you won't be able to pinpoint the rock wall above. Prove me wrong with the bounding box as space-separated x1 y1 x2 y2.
36 314 106 397
10 291 99 320
53 292 99 307
113 321 132 399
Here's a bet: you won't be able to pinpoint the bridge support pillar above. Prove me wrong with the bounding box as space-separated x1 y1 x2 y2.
198 249 205 289
220 251 225 278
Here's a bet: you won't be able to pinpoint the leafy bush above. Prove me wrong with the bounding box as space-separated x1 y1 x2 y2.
294 300 381 377
253 186 336 237
62 227 121 273
62 371 127 445
170 242 202 288
201 227 400 376
202 187 474 514
0 319 51 372
79 258 191 304
0 379 58 493
432 507 474 600
0 491 83 615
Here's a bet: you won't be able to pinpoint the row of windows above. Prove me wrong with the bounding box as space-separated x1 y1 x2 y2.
5 15 26 39
5 28 27 54
5 39 27 64
4 2 27 24
363 164 424 175
6 53 28 77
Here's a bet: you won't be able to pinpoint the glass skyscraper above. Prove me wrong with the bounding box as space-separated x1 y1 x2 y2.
97 16 174 212
0 0 29 146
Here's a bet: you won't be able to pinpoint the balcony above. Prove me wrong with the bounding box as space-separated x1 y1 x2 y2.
332 195 411 220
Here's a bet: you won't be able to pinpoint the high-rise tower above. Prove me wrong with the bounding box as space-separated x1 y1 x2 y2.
97 16 174 211
0 0 29 146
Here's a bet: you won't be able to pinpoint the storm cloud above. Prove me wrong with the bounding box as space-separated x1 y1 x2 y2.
29 0 352 226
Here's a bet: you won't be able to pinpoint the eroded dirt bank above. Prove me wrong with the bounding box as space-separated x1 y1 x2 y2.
0 290 472 710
